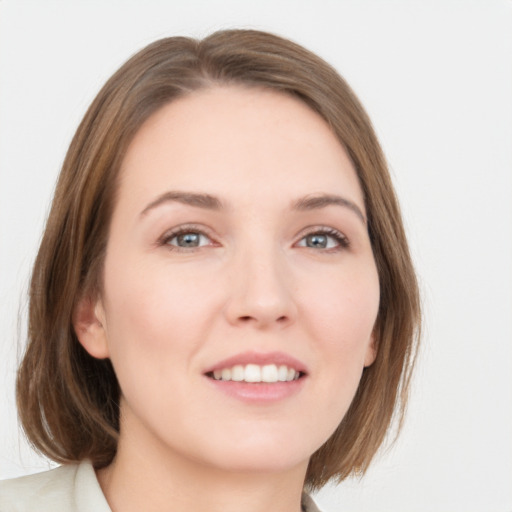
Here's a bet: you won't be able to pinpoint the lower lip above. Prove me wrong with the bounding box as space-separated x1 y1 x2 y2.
205 377 306 403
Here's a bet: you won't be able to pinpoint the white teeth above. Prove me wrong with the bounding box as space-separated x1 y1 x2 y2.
261 364 278 383
211 364 301 383
244 364 261 382
278 365 288 382
231 365 244 381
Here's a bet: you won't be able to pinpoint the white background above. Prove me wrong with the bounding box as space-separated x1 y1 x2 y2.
1 1 511 510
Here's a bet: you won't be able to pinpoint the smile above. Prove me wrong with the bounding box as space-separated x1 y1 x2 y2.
209 364 302 383
204 352 308 402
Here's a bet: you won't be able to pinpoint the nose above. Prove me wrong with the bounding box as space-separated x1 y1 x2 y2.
224 247 298 330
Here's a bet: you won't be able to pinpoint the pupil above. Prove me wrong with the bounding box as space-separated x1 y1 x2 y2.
178 233 199 247
307 234 327 248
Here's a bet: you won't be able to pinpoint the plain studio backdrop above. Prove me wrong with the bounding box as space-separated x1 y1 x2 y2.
0 1 511 510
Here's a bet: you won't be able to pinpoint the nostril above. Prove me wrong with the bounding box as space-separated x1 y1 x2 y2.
237 315 289 324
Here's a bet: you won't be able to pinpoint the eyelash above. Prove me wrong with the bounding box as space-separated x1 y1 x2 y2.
159 224 217 252
297 227 350 251
158 225 349 252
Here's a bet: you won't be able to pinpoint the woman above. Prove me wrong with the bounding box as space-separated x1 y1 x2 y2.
0 29 420 511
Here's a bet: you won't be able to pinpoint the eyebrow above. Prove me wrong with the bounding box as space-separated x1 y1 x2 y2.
140 191 223 216
292 194 366 224
140 190 366 224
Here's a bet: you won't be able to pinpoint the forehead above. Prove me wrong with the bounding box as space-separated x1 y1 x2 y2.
118 85 364 213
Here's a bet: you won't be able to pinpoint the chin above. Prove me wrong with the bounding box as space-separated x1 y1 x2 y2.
205 449 309 476
188 428 320 476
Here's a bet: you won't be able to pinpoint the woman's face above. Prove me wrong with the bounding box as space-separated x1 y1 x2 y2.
80 86 380 475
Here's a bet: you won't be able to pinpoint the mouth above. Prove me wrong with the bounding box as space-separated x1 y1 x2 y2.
206 363 305 383
203 351 308 388
203 352 307 402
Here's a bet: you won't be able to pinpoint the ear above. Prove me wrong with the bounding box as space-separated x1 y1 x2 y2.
73 295 110 359
364 332 378 368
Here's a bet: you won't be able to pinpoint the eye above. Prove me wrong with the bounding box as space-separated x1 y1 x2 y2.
161 226 215 251
296 228 349 250
170 232 209 248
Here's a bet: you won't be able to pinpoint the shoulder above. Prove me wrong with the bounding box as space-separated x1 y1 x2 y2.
0 461 111 512
302 492 323 512
0 464 78 512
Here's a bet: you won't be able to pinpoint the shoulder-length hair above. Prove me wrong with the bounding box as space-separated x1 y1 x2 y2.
17 29 420 490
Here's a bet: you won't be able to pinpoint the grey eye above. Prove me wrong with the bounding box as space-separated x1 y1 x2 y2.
168 232 209 248
298 232 344 249
305 234 328 248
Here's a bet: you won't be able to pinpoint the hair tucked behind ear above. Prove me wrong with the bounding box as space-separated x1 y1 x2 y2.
17 29 420 489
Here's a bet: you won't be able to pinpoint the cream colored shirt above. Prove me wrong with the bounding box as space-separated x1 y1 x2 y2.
0 461 322 512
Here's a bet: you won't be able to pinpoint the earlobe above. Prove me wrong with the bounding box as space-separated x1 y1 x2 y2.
73 296 110 359
364 333 378 367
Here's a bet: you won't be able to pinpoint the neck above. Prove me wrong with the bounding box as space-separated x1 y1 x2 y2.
97 417 308 512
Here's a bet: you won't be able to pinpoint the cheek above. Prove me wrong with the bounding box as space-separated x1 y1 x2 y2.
104 254 215 328
99 259 225 425
301 260 379 346
299 261 379 396
100 256 223 377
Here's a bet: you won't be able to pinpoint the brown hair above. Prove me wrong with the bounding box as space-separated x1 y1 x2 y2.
16 29 420 489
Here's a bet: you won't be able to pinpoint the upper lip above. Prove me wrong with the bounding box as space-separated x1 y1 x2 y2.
204 351 308 375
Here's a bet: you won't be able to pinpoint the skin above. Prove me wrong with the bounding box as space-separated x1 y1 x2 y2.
74 86 380 512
